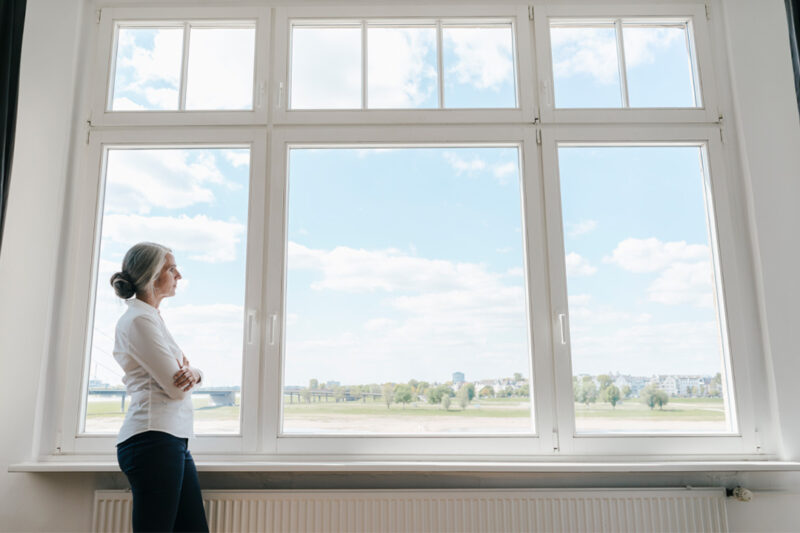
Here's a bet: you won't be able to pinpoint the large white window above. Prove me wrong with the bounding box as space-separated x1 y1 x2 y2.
50 2 770 461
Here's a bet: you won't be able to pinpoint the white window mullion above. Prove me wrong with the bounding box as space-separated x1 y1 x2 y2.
436 20 444 108
179 22 191 111
614 18 629 108
361 20 368 110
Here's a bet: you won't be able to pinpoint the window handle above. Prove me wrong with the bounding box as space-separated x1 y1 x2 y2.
268 314 277 345
558 313 568 345
246 309 258 344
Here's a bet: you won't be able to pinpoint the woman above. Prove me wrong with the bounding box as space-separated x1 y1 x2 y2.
110 242 209 533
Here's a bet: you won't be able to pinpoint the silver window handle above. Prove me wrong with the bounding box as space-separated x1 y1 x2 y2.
246 310 258 344
268 314 277 345
558 313 568 345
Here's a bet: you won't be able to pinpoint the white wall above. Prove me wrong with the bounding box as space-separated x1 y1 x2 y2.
1 0 800 531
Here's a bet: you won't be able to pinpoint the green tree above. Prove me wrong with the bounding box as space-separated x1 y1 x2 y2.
301 388 311 403
516 383 530 397
602 385 621 409
622 385 632 398
578 377 597 406
479 385 494 398
456 386 470 410
309 379 319 390
464 383 476 401
641 385 669 410
442 395 451 411
394 384 413 408
427 384 454 404
382 383 394 409
597 374 613 391
513 372 523 382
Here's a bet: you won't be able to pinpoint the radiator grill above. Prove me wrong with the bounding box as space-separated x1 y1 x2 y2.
93 488 728 532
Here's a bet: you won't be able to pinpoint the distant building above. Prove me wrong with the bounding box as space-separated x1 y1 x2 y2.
326 380 341 388
452 372 465 385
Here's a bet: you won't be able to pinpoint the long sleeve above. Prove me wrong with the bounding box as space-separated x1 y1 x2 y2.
126 315 187 401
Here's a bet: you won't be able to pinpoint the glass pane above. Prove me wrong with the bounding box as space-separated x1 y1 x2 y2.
83 147 250 435
558 146 731 433
623 24 697 108
284 147 531 434
443 26 516 108
367 27 438 109
291 27 361 109
185 27 256 110
111 27 183 111
550 25 622 108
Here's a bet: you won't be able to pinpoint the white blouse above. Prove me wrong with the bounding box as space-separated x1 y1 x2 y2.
113 298 203 444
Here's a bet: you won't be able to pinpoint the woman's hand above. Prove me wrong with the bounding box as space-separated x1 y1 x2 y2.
173 359 200 392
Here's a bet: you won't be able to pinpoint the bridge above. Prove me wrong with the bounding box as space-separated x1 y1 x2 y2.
89 387 383 410
88 388 240 410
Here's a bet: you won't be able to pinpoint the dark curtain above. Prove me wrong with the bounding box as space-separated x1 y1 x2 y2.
788 0 800 117
0 0 26 254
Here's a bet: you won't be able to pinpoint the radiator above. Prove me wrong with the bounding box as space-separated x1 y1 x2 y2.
93 488 728 532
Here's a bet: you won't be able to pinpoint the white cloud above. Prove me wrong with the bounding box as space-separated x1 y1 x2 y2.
604 238 709 273
112 97 146 110
444 27 514 91
492 162 518 184
185 28 255 110
443 151 486 175
116 28 183 109
551 27 619 85
368 27 437 108
223 149 250 168
160 303 245 387
291 27 361 109
289 242 500 293
104 149 234 214
569 320 722 376
102 213 246 263
568 293 592 307
565 252 597 277
551 26 683 86
567 219 598 237
283 242 529 385
622 27 683 71
647 261 714 307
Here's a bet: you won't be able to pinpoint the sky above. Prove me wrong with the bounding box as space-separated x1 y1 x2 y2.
86 19 722 403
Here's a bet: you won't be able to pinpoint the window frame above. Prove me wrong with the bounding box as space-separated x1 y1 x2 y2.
271 4 536 125
56 126 268 455
533 3 720 124
539 124 762 456
90 6 271 127
41 0 776 463
263 125 552 457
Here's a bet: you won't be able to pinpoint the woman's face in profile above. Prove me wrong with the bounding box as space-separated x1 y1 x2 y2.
154 253 182 299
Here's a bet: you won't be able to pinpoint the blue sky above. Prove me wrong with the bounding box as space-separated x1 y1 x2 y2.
87 19 721 401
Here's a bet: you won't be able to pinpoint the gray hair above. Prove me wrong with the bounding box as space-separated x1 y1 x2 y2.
110 242 172 299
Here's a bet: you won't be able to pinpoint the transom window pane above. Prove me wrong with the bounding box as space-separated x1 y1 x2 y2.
290 26 362 109
112 27 183 110
110 23 257 112
185 27 256 110
558 145 732 434
443 25 516 108
550 20 699 109
283 147 532 434
289 21 518 110
623 24 697 108
83 147 250 435
368 26 438 109
550 25 622 108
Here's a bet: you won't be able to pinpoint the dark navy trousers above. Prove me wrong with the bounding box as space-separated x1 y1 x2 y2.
117 431 209 533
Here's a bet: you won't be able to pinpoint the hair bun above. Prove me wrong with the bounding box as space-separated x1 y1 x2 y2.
110 271 136 299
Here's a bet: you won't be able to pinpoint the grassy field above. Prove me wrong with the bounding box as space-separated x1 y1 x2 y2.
574 397 725 421
84 394 726 434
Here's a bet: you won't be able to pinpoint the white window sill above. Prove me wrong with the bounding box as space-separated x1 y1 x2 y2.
9 458 800 473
